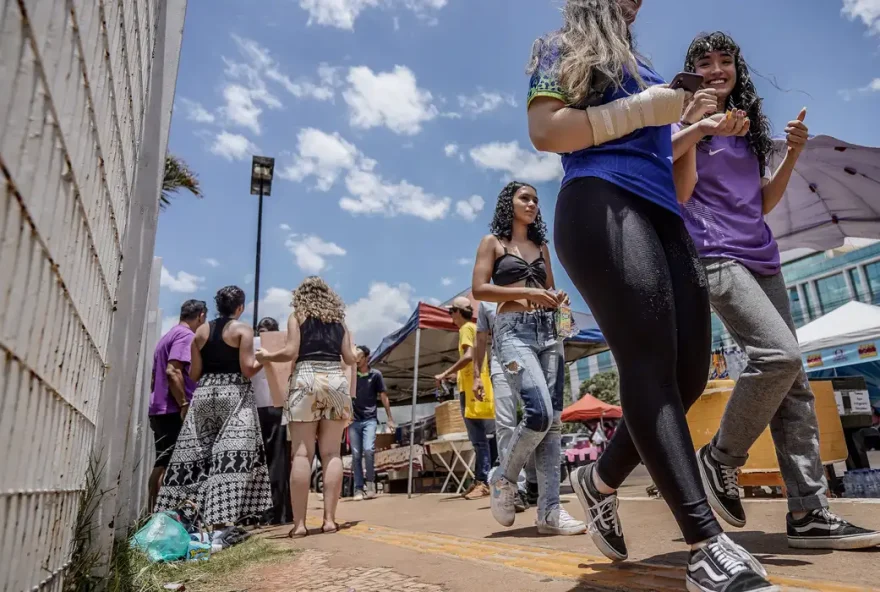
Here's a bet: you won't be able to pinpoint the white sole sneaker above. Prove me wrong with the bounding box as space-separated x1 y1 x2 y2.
788 531 880 550
536 522 587 536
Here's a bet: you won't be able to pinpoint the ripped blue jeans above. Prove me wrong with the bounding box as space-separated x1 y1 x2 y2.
492 310 563 518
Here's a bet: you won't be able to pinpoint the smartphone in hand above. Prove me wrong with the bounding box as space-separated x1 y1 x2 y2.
669 72 704 94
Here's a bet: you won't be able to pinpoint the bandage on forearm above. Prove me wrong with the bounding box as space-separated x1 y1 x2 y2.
587 86 685 146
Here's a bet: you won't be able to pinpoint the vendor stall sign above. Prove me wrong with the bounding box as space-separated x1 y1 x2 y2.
806 353 824 368
858 342 878 359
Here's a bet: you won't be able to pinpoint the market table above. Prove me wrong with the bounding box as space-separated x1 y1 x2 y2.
425 434 475 495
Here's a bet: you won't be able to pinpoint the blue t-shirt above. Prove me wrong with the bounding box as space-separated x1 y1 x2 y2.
527 37 679 216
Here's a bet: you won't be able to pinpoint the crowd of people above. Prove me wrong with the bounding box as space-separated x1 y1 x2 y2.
147 1 880 589
147 277 394 542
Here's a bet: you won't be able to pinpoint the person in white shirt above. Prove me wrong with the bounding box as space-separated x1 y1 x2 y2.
255 317 292 524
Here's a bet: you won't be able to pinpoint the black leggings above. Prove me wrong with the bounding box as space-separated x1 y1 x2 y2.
555 177 721 544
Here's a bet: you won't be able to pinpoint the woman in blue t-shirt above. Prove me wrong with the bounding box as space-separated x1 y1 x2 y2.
526 2 772 591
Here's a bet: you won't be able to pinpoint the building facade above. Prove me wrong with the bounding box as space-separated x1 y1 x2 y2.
571 243 880 387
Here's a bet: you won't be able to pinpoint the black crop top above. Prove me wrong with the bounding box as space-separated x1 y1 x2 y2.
201 318 241 375
298 317 345 362
492 245 548 288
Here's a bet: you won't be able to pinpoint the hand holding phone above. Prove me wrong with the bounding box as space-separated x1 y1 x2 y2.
669 72 704 94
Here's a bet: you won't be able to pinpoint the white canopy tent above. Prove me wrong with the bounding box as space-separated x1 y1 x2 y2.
797 301 880 353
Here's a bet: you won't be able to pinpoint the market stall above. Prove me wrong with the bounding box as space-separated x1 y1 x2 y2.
369 300 609 497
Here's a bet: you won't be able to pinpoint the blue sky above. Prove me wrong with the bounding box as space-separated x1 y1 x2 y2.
157 0 880 348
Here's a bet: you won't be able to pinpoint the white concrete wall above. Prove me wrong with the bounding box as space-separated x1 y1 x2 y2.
0 1 185 589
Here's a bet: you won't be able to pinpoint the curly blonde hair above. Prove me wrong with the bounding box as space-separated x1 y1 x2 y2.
291 276 345 323
528 0 645 106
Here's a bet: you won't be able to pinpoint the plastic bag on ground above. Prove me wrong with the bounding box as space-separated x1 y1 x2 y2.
130 511 192 563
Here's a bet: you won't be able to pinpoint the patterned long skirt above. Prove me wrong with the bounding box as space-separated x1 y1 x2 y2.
156 373 272 525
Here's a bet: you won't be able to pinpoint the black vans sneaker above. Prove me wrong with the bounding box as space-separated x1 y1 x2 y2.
686 535 778 592
787 509 880 550
697 446 746 528
570 463 627 561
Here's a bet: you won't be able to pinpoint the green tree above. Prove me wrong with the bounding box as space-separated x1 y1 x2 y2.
579 370 620 406
161 154 202 209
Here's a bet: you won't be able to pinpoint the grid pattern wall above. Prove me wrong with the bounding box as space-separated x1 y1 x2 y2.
0 1 158 590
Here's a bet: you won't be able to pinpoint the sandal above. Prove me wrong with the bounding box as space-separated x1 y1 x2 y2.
288 528 310 539
321 522 339 534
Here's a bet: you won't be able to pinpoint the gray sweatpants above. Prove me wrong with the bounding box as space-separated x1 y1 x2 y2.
705 259 828 512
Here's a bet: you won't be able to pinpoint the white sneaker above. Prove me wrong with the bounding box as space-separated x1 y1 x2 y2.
353 489 365 501
365 482 377 500
490 477 517 527
537 506 587 536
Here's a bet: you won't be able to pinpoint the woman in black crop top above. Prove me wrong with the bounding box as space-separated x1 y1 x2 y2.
256 276 358 537
472 182 585 536
156 286 271 529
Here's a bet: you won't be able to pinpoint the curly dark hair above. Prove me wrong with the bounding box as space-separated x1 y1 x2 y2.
215 285 245 317
684 31 774 177
489 181 548 246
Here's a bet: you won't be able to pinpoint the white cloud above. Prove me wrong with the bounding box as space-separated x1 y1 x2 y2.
161 315 180 337
346 282 415 349
341 167 451 221
210 131 259 161
280 127 452 221
179 98 215 123
441 277 454 286
279 128 361 190
202 258 220 268
426 297 442 306
298 0 447 30
284 234 347 273
444 143 459 157
160 266 205 294
343 65 438 135
253 287 294 324
244 273 255 285
457 257 470 266
839 78 880 101
842 0 880 34
280 223 291 231
220 83 279 135
220 36 335 135
455 194 485 222
457 91 517 115
469 141 563 183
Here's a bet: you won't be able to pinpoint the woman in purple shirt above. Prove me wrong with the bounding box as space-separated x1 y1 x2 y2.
674 31 879 551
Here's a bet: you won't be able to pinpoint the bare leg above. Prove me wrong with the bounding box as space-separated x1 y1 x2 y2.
148 466 165 512
288 422 318 536
318 419 347 531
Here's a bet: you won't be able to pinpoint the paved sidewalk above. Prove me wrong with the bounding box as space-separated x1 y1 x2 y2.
256 490 880 591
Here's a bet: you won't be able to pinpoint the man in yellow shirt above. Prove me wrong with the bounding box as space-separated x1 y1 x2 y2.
436 296 495 499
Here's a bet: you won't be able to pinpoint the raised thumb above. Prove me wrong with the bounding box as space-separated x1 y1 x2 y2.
797 107 807 122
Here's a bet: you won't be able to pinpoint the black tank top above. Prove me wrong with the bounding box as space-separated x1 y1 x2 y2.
492 244 548 288
298 317 345 362
201 318 241 374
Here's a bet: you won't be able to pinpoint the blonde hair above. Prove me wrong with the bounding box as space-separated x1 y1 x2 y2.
291 276 345 323
528 0 645 106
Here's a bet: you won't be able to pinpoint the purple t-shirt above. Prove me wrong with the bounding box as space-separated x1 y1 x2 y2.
149 324 197 415
679 131 780 275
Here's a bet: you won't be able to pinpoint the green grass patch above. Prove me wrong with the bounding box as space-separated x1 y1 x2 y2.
121 537 296 592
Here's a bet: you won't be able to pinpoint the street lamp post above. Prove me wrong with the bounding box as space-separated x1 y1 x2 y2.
250 156 275 330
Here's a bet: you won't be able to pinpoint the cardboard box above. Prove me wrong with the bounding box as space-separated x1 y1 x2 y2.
686 379 848 472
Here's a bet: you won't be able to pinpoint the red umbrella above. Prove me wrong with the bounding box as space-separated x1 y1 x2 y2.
562 394 623 423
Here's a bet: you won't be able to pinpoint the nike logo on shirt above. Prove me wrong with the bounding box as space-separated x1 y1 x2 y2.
709 149 726 156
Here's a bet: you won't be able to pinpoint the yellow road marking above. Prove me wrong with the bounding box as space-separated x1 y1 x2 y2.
305 518 877 592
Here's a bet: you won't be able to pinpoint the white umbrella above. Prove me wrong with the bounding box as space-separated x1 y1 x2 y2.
766 135 880 252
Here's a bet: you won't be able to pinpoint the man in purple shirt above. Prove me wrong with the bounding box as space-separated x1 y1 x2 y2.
148 299 206 510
